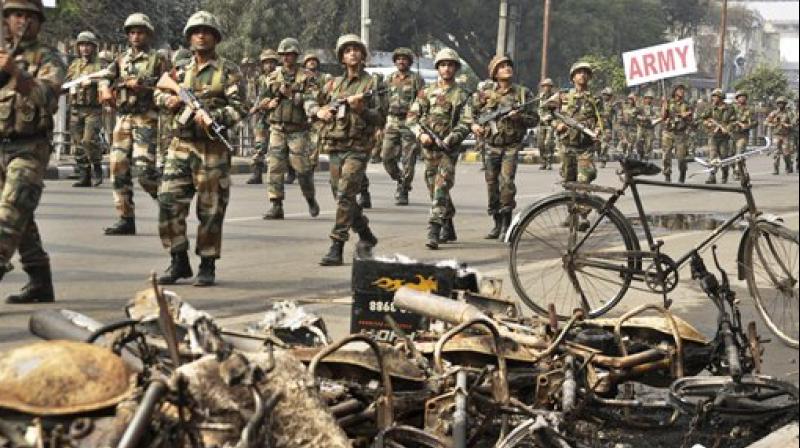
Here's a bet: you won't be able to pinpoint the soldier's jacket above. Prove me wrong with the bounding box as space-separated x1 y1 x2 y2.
0 39 66 138
101 47 169 114
598 98 616 131
662 98 693 133
317 69 386 151
553 88 602 149
385 69 425 120
66 57 103 107
537 89 555 125
471 83 538 146
636 103 660 129
618 102 637 127
730 103 754 135
260 66 319 131
407 81 472 149
767 108 795 136
701 102 735 138
155 56 246 141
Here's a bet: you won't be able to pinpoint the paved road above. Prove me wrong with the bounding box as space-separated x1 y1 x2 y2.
1 155 797 384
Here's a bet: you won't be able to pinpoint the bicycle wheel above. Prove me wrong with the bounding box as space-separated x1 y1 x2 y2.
742 221 799 348
509 193 639 319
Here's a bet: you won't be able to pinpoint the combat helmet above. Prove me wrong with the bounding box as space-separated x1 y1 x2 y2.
569 61 593 78
302 52 320 65
539 78 554 87
626 92 636 101
601 87 613 96
172 48 192 68
278 37 302 55
489 55 513 80
75 31 99 47
776 96 788 104
183 10 222 42
735 90 748 99
643 89 655 98
392 47 415 63
434 48 461 69
672 81 687 93
124 13 154 34
711 88 724 98
260 49 279 63
2 0 45 21
335 34 368 63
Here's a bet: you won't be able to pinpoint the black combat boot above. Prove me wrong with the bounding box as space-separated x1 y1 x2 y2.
440 218 457 243
705 173 717 184
92 163 103 186
320 240 345 266
486 214 502 239
786 156 794 174
358 192 372 209
263 200 284 220
721 167 729 184
395 182 409 206
773 160 780 175
158 251 193 285
72 168 91 187
194 257 216 287
356 227 378 259
285 167 296 184
104 217 136 235
5 265 55 304
426 223 441 250
498 211 512 240
246 162 264 184
307 196 320 217
664 173 671 183
678 161 688 184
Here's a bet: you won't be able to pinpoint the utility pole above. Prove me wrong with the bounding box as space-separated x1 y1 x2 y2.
540 0 552 80
496 0 509 56
361 0 371 51
507 2 521 62
716 0 728 88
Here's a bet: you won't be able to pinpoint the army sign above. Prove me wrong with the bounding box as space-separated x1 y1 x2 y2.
623 38 697 86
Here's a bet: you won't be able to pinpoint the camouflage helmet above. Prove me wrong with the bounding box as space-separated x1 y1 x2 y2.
601 87 613 96
672 82 687 93
627 92 636 100
539 78 554 87
434 48 461 69
303 52 320 65
569 61 593 78
183 10 222 42
392 47 415 63
488 55 513 80
735 90 748 99
75 31 99 47
240 56 255 65
2 0 45 22
172 48 192 68
711 88 724 98
123 13 154 34
335 34 368 63
776 96 788 104
643 89 655 98
260 49 279 63
277 37 302 55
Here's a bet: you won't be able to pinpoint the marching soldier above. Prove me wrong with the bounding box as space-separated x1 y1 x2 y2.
701 88 736 184
381 47 425 206
730 90 754 180
246 48 278 184
303 52 329 169
99 13 170 235
471 55 537 240
155 11 245 286
66 31 104 187
636 90 659 161
260 37 320 220
315 34 385 266
597 87 615 167
766 96 795 175
660 83 693 183
407 48 472 250
536 78 555 170
0 0 66 303
618 93 637 158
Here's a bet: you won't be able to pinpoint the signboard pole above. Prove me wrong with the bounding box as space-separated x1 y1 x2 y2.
716 0 728 88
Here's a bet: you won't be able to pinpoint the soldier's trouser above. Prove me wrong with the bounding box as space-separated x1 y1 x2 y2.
536 125 555 165
328 151 370 242
560 146 596 184
422 147 458 225
619 126 637 155
309 122 323 167
158 139 230 258
598 134 610 162
266 129 315 201
773 135 794 171
69 108 102 170
637 128 655 159
0 138 50 268
110 111 160 219
156 113 172 168
251 120 269 166
661 131 689 177
485 143 520 214
381 124 419 190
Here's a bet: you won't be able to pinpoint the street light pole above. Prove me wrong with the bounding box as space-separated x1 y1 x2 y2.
361 0 371 51
716 0 728 88
541 0 551 80
497 0 509 56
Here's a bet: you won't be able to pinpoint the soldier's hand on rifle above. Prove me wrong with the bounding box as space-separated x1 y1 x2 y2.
420 133 433 146
267 97 280 110
278 84 292 98
347 94 365 113
165 95 183 111
471 124 484 137
0 49 18 78
194 109 213 131
556 122 568 133
124 77 140 90
99 86 115 106
316 106 333 122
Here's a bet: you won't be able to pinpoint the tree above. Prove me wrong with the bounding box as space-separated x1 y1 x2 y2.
579 54 627 93
734 64 792 103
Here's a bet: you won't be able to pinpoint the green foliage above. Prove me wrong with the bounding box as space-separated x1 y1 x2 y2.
734 65 792 103
578 54 627 93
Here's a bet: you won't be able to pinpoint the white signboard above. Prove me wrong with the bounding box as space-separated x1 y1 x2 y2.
623 38 697 86
43 0 57 7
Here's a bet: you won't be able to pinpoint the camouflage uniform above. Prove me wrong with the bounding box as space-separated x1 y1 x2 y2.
701 91 735 183
304 62 330 168
597 89 615 166
617 97 637 157
661 92 693 183
249 49 278 180
66 38 103 185
635 94 659 160
0 2 66 303
729 92 753 180
536 79 555 170
554 89 602 184
766 99 796 174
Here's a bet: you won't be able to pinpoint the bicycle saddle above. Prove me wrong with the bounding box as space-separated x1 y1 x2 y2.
621 158 661 176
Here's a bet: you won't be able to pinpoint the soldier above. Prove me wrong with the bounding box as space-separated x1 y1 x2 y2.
0 0 66 303
536 78 555 170
407 48 471 250
597 87 615 167
618 93 637 158
97 49 116 153
66 31 104 187
303 52 329 169
766 96 795 175
381 47 425 206
155 11 245 286
471 55 538 240
636 90 659 161
701 88 735 184
729 90 754 180
259 37 320 220
99 13 169 235
660 83 693 183
314 34 384 266
246 48 278 184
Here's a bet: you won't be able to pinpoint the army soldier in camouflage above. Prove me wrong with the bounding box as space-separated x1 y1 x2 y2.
635 90 659 161
701 88 736 184
260 38 320 220
729 90 754 180
99 13 170 235
536 78 555 170
381 47 425 206
617 93 637 158
66 31 104 187
660 83 693 183
304 52 329 169
155 11 245 286
471 56 538 241
314 34 385 266
407 48 472 250
766 97 795 175
246 48 278 184
597 87 615 168
0 0 66 303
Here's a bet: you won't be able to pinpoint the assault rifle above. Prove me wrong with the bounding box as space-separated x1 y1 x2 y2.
61 69 111 92
156 73 235 152
552 110 598 140
705 118 729 134
476 98 538 126
327 87 387 118
419 122 452 152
